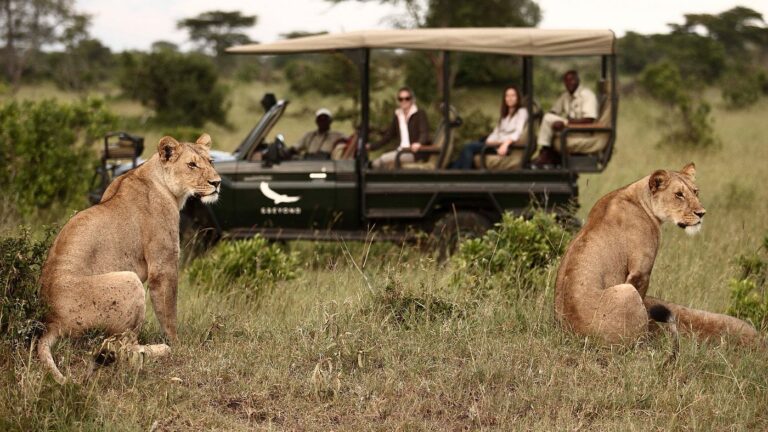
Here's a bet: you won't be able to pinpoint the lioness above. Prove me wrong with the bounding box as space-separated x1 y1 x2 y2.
38 134 221 383
555 163 761 346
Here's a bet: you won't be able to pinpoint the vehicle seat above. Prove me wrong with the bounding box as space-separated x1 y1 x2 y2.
397 107 461 170
472 123 530 171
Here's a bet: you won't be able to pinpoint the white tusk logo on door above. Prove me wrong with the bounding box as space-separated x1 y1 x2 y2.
260 182 301 204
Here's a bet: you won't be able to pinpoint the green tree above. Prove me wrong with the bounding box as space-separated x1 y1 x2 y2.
0 0 87 89
177 10 257 57
117 51 229 127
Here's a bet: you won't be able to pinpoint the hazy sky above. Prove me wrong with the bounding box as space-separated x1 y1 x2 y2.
78 0 768 51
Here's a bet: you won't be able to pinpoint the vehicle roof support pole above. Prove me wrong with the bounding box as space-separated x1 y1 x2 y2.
523 56 534 167
358 48 370 163
358 48 370 225
441 51 450 168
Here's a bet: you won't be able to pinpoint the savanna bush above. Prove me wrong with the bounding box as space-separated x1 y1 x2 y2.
727 236 768 331
0 227 55 349
720 66 764 109
186 235 298 296
451 211 571 293
117 51 229 127
0 98 117 220
638 61 718 149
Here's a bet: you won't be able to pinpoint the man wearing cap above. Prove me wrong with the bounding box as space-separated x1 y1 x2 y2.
293 108 346 159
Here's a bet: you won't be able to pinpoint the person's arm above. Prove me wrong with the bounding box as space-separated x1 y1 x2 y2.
507 108 529 143
369 116 397 151
550 93 566 115
414 110 430 146
485 124 502 146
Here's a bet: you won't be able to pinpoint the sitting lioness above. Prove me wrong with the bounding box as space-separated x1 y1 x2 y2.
38 134 221 383
555 163 761 346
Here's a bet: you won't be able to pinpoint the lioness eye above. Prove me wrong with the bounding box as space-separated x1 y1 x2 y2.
675 191 684 199
187 162 197 169
208 159 215 167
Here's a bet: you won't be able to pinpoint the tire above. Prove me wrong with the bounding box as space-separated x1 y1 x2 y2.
430 210 492 261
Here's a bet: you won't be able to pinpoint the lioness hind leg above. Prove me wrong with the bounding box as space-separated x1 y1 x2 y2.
589 284 648 344
38 271 146 383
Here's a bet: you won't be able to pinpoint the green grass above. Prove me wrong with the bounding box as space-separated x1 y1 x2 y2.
2 81 768 430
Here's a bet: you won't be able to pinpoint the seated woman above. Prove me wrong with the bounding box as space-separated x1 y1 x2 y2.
367 87 430 170
451 85 528 169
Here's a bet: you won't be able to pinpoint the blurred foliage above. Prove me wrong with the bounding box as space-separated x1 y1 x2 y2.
620 6 768 109
177 10 256 58
728 236 768 331
0 98 117 219
638 62 718 149
285 53 360 103
187 236 298 298
117 50 229 127
0 227 56 349
451 211 571 293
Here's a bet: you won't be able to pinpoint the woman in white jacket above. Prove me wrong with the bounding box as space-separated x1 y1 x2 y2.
451 85 528 169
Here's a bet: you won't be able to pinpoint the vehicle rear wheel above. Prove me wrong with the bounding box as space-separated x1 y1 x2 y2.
430 210 492 261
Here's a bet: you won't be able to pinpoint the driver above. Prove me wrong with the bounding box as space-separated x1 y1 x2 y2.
292 108 346 160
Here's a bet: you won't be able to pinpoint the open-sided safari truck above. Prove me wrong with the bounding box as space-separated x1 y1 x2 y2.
94 28 619 247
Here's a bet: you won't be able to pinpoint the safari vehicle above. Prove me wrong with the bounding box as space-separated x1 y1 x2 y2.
94 28 619 246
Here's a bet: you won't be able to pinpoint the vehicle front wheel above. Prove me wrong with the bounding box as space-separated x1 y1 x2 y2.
429 210 492 261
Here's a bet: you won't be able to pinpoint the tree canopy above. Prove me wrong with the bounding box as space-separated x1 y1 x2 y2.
177 10 257 57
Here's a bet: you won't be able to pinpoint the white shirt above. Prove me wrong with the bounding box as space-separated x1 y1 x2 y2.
396 104 418 149
487 108 528 143
551 85 598 120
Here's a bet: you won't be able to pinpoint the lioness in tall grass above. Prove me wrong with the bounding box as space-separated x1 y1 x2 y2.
38 134 221 383
555 163 761 346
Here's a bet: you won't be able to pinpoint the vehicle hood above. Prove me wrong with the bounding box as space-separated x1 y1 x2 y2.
113 149 235 176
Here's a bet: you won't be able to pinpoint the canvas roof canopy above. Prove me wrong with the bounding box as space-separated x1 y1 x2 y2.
227 28 616 57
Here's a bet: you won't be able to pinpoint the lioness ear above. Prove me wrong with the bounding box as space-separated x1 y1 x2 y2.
649 170 670 193
195 133 212 149
158 136 181 162
681 162 696 180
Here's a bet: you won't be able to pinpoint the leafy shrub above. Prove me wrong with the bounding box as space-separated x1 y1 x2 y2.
451 211 571 292
0 227 55 349
727 236 768 330
186 236 298 296
284 53 359 102
0 98 117 219
117 51 229 127
721 66 763 109
638 61 719 149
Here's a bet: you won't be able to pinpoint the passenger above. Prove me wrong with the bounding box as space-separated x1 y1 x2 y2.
450 85 528 169
531 70 598 168
292 108 346 160
368 87 430 169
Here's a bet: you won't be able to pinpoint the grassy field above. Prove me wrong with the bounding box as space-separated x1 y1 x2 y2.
2 81 768 430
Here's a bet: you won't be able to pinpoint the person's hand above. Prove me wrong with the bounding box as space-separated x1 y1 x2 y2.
410 143 421 152
552 121 565 131
498 140 512 156
365 143 371 150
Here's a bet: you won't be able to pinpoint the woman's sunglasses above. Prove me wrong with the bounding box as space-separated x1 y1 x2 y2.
398 96 412 102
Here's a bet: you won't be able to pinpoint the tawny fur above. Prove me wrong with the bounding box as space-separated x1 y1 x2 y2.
555 163 762 345
37 134 221 383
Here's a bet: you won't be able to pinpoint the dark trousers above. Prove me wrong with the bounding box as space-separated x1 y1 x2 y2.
451 140 495 169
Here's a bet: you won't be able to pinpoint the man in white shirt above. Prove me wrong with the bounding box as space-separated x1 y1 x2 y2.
532 70 598 168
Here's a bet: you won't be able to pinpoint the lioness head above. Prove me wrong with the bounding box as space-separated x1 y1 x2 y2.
157 134 221 205
648 162 706 235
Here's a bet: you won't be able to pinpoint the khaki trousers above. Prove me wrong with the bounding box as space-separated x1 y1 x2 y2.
371 150 415 169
